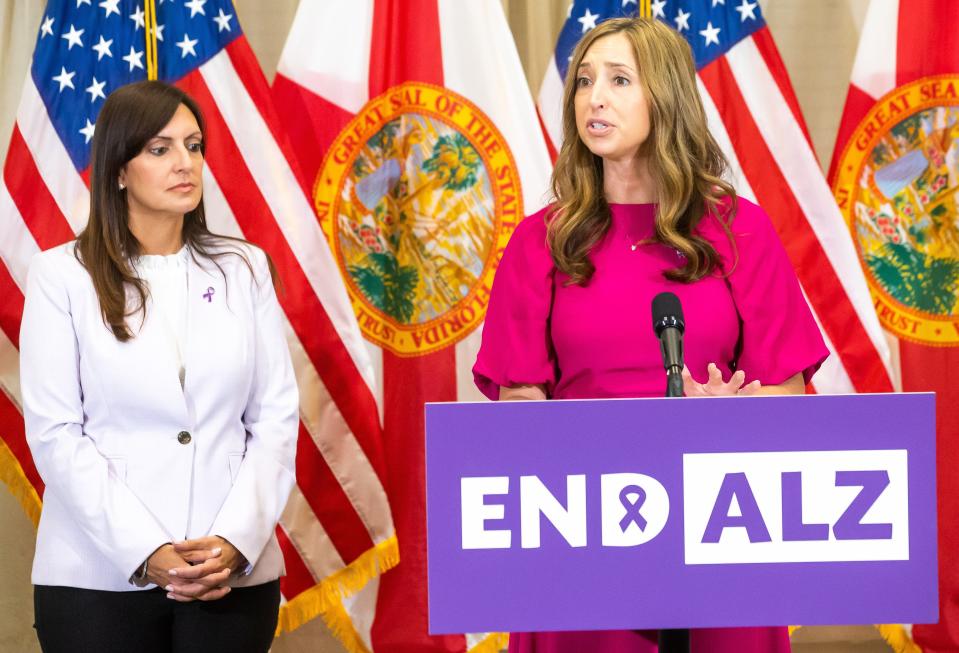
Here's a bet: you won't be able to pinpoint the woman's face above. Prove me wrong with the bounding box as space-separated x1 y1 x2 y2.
119 103 204 221
574 32 651 164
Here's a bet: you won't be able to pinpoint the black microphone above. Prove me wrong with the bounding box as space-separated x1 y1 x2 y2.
651 292 685 398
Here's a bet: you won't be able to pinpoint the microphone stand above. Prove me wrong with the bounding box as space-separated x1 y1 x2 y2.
658 370 690 652
665 366 683 399
661 356 689 653
652 293 690 653
658 627 689 653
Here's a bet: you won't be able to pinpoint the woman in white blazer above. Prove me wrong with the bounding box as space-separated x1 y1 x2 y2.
20 81 298 652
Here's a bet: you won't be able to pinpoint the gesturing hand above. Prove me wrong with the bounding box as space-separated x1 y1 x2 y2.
163 536 246 602
682 363 761 397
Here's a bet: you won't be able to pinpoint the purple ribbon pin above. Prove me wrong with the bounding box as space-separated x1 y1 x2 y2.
203 286 215 302
619 484 648 532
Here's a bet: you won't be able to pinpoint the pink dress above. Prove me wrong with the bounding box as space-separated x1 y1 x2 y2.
473 199 829 653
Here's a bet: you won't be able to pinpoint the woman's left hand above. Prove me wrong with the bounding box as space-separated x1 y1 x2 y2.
682 363 762 396
165 536 247 601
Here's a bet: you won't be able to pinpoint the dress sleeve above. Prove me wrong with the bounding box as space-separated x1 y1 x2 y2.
473 210 557 400
707 199 829 386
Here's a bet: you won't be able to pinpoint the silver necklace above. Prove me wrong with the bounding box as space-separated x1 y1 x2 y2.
628 233 685 260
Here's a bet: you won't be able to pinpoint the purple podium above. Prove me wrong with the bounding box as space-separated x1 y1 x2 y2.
425 393 938 634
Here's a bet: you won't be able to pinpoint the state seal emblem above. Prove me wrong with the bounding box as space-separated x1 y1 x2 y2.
834 75 959 345
314 82 521 356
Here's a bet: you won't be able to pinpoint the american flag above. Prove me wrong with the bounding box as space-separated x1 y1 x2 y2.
0 0 395 640
538 0 895 395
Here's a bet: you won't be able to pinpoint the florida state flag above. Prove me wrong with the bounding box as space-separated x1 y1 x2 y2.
830 1 959 650
272 0 552 650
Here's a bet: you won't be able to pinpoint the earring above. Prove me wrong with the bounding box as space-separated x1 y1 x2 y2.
118 182 125 190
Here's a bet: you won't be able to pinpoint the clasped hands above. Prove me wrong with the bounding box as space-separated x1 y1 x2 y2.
682 362 761 396
145 536 246 602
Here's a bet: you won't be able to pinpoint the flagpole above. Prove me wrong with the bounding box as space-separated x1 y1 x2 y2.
145 0 158 80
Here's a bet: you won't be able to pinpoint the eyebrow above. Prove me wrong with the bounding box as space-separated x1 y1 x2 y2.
577 61 635 73
151 132 203 141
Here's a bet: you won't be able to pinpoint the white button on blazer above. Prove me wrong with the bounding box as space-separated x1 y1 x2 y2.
20 240 299 592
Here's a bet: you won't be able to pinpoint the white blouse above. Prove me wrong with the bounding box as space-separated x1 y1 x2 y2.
135 247 189 387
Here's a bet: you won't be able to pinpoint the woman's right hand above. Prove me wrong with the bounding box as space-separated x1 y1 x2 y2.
145 544 231 602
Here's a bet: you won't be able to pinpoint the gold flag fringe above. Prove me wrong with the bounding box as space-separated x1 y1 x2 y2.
877 624 921 653
320 596 374 653
275 535 400 642
274 534 509 653
0 438 41 528
468 632 509 653
790 625 921 652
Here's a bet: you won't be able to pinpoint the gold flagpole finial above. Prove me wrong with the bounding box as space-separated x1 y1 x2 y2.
145 0 159 80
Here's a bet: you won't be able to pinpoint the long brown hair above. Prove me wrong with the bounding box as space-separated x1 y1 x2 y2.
76 81 273 341
548 17 736 285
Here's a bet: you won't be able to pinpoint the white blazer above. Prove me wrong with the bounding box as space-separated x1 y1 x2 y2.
20 241 298 592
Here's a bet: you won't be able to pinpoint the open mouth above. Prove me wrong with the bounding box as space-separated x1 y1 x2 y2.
586 120 612 134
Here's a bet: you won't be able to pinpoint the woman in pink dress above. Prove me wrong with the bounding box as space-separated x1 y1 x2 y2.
473 16 829 653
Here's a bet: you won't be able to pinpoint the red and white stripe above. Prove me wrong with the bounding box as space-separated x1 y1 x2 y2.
273 1 551 650
0 31 393 640
537 25 895 395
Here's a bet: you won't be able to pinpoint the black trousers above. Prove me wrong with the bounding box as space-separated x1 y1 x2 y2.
34 580 280 653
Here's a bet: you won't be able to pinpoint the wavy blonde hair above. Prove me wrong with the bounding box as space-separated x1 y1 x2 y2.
548 17 736 285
